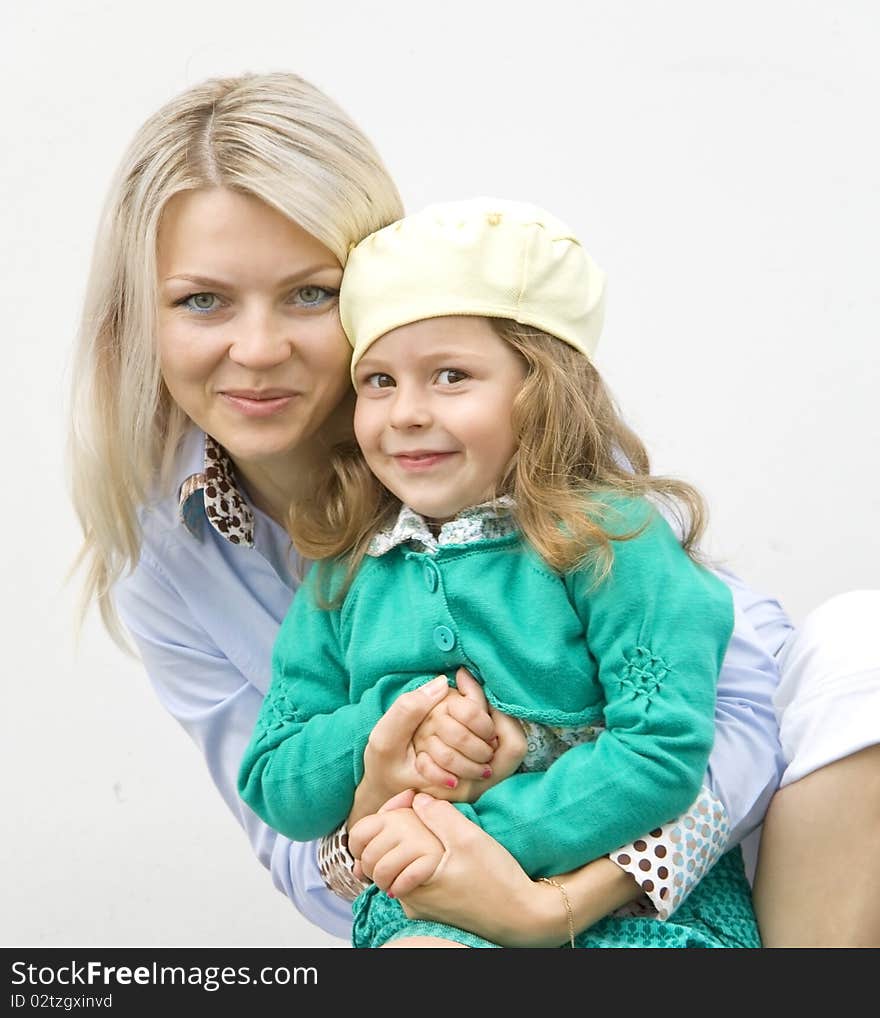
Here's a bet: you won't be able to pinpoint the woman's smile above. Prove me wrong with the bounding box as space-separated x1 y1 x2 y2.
219 387 301 418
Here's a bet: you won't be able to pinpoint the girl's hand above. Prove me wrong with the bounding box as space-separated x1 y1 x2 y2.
349 670 528 828
411 667 497 787
412 667 529 798
370 791 551 945
349 789 445 898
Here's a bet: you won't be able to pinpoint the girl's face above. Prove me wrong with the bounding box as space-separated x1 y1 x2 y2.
353 316 527 523
156 187 351 474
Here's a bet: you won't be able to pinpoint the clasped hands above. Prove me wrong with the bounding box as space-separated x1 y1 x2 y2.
348 666 527 905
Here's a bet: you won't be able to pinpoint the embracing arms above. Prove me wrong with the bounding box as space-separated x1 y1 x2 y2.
115 524 788 941
113 549 354 939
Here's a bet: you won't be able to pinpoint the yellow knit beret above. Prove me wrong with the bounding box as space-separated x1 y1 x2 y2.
340 196 606 382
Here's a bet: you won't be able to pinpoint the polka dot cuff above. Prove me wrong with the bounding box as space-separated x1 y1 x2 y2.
609 785 731 920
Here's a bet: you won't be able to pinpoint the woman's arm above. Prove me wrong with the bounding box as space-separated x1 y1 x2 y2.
703 564 789 845
113 550 354 939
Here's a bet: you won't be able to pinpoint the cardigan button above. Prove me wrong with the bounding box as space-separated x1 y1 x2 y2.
433 625 455 651
423 561 439 592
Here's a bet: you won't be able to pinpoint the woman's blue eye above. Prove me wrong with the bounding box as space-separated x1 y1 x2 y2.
181 292 220 313
294 285 336 307
437 368 467 384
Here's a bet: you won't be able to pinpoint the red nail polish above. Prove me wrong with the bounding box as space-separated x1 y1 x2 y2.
387 892 395 900
482 768 492 779
446 778 457 788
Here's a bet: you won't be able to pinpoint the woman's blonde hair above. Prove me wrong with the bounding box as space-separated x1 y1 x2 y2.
68 71 404 646
291 319 708 604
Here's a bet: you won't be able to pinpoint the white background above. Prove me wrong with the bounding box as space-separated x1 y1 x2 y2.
3 1 878 948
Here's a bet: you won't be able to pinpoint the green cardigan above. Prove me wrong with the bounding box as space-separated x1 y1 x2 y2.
238 498 734 878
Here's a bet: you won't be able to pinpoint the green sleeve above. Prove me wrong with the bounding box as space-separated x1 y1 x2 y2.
237 563 417 842
457 499 733 877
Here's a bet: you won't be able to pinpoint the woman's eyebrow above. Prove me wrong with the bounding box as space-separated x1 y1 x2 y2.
163 274 233 288
163 265 341 288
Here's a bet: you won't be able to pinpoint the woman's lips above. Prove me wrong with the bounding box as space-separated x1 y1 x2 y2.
393 452 455 471
220 390 298 418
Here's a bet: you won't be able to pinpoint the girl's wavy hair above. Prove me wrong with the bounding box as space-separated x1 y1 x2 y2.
290 318 709 605
67 71 404 648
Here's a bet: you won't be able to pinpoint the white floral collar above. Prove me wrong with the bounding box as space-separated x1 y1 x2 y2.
367 497 517 557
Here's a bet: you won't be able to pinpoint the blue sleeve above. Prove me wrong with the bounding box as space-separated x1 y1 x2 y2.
113 550 354 940
646 499 791 847
704 565 790 845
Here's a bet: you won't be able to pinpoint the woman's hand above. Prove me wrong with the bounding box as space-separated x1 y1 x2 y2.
350 791 643 948
350 790 553 946
349 675 450 827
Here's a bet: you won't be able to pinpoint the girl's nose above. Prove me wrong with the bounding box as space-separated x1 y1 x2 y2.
388 384 431 429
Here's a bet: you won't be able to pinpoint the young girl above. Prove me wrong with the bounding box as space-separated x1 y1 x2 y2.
238 196 760 948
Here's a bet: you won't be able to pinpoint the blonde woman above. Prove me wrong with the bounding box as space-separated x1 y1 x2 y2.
69 71 880 947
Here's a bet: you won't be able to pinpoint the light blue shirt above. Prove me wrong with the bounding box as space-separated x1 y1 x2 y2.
113 426 793 939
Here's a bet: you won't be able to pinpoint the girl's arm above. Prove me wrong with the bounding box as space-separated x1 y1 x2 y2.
236 572 453 842
237 564 506 841
350 557 789 928
600 577 787 917
450 502 731 876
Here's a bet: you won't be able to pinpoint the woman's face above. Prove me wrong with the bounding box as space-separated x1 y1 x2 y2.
156 187 351 473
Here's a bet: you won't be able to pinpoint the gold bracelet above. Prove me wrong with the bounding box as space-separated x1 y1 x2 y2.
539 877 575 948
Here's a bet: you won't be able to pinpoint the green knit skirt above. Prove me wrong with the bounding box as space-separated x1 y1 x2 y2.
351 846 761 948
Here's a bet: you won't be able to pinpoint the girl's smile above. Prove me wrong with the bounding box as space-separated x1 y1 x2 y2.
392 450 457 471
353 316 527 523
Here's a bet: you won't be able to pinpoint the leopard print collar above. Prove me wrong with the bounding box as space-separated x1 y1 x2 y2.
178 434 255 547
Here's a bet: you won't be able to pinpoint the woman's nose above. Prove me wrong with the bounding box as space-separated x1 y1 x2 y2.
227 310 293 370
